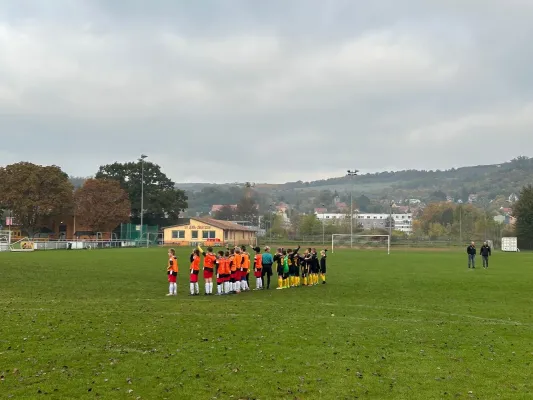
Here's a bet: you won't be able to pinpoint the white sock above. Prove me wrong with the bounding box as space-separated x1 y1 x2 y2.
209 282 213 293
224 282 229 293
190 283 194 295
173 282 177 294
195 282 199 294
230 282 234 292
236 281 241 292
217 284 221 294
169 283 173 294
256 277 260 289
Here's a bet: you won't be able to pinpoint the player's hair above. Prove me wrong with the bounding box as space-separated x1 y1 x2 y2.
287 248 292 253
230 248 235 254
169 248 175 255
264 246 270 251
207 247 213 252
241 245 246 251
282 250 287 255
224 251 230 257
193 249 200 256
218 250 224 256
235 248 241 254
253 246 260 253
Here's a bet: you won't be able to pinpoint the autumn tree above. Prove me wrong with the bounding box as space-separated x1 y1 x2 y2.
95 160 188 226
74 179 131 232
0 162 73 237
512 184 533 249
214 205 236 220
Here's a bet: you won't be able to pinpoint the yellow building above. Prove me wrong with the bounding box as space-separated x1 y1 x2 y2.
162 217 256 246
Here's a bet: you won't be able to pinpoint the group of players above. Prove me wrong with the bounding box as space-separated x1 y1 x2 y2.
165 244 327 296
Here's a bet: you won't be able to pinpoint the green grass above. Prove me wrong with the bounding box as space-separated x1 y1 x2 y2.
1 248 533 399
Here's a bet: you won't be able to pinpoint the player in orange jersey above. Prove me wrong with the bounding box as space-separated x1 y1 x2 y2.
228 248 237 294
240 245 251 292
189 249 201 296
253 246 263 290
215 250 226 295
166 248 178 296
202 246 217 296
233 247 243 293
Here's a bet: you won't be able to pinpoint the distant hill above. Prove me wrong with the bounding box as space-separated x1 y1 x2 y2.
180 157 533 215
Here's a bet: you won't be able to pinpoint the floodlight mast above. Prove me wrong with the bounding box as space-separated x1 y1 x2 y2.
347 169 358 248
139 154 148 245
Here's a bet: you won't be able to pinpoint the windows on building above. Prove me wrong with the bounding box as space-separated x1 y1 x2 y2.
172 230 185 239
202 230 216 239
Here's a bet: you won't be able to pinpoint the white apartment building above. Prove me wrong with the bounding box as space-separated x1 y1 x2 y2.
315 212 413 233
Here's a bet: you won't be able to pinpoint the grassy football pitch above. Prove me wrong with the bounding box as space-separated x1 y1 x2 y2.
1 248 533 399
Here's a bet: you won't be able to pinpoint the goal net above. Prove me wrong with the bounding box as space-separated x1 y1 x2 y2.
10 237 35 252
331 234 390 254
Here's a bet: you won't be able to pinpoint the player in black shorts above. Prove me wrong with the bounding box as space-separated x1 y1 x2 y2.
320 249 327 284
311 248 319 286
273 248 283 289
287 246 300 287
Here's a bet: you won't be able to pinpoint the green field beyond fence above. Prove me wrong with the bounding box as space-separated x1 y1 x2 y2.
1 248 532 399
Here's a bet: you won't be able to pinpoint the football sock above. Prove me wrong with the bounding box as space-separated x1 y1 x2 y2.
278 277 283 288
169 283 173 294
194 282 199 294
173 282 177 294
190 283 194 295
303 277 307 286
236 281 241 292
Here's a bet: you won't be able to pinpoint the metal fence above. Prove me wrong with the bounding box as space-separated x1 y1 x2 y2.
0 239 143 252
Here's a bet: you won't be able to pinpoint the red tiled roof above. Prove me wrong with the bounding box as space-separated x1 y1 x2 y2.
193 217 251 232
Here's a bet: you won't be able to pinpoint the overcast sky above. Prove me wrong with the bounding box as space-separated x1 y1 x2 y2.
1 0 532 183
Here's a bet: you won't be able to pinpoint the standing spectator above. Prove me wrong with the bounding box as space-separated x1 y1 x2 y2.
261 246 274 289
467 241 476 269
480 241 492 269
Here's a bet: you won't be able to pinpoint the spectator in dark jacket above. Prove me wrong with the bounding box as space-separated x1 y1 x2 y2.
467 242 476 268
480 241 491 269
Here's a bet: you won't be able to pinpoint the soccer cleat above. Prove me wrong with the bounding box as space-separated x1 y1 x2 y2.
166 293 173 296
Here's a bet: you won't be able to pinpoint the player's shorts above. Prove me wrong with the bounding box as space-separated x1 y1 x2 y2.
282 272 289 279
190 270 199 283
262 265 273 277
277 266 283 276
168 274 177 283
203 267 214 279
254 269 262 278
216 275 223 284
230 271 237 282
241 269 248 280
294 266 300 277
320 265 326 274
222 273 230 282
289 265 296 276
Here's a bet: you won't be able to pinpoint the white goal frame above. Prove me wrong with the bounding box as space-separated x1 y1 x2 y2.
9 237 35 252
331 234 390 254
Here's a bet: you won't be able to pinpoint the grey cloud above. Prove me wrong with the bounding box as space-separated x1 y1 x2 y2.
1 0 533 183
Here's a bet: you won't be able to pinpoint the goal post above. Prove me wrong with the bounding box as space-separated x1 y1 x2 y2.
10 237 35 252
331 234 390 254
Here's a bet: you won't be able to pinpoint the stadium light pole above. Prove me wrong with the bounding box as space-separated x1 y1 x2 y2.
139 154 147 243
389 199 394 238
321 203 326 245
347 170 358 248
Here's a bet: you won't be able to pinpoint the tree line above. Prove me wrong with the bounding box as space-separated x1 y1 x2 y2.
0 161 188 237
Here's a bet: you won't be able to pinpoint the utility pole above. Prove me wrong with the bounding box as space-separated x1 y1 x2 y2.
139 154 147 245
389 199 394 238
347 170 358 248
321 203 326 245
